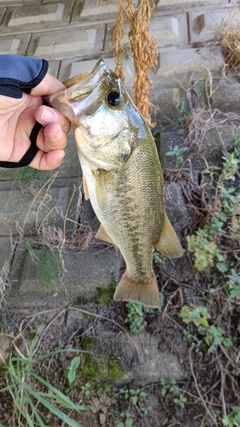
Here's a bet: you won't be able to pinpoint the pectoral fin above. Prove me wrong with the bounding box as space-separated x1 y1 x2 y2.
94 170 107 211
82 175 89 200
155 212 183 258
96 224 114 245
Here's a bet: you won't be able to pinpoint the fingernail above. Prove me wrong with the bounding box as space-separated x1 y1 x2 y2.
41 107 57 124
58 151 65 160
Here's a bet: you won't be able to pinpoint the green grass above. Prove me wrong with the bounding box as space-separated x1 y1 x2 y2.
0 344 87 427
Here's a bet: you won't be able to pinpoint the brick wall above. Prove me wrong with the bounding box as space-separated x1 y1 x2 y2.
0 0 239 118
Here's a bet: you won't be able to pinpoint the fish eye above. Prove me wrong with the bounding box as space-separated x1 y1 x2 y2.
107 91 121 107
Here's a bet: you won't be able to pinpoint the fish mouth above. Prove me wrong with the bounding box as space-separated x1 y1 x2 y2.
63 59 108 102
63 59 107 89
46 59 116 122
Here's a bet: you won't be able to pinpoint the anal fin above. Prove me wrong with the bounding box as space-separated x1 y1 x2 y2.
155 211 183 258
96 224 115 245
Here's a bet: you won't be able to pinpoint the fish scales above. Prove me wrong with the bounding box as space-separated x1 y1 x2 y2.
47 59 183 308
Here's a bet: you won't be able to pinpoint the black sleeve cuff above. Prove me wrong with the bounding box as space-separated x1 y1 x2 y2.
0 55 49 98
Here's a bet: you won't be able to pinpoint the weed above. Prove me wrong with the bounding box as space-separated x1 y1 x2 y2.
67 356 81 386
160 379 187 409
120 387 147 405
125 297 163 334
117 414 134 427
222 406 240 427
177 101 189 126
173 394 188 409
180 305 210 327
81 382 92 396
165 144 188 167
153 251 165 266
125 302 151 334
0 342 86 427
119 387 151 423
36 246 64 288
187 229 227 273
227 271 240 299
187 137 240 277
152 125 167 139
180 305 232 354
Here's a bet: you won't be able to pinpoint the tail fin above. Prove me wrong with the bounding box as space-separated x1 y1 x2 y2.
113 272 160 308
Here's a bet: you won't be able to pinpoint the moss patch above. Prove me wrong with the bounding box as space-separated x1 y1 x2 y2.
94 276 117 306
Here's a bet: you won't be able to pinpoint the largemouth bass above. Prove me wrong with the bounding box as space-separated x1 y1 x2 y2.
47 60 183 308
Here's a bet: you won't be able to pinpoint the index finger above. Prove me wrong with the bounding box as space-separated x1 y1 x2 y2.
31 73 66 96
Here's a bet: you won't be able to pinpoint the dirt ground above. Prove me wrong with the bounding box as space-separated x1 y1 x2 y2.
0 227 239 427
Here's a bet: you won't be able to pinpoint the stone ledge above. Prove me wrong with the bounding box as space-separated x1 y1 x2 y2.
0 236 12 269
155 0 236 11
188 9 228 43
1 1 73 33
0 177 81 235
27 25 105 60
73 0 118 24
0 33 30 55
8 244 119 308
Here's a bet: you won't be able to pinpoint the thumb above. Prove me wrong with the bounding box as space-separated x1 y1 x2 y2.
31 73 66 97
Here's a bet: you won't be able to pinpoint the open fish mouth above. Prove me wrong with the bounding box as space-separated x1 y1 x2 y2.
63 59 107 89
46 60 108 113
62 59 108 102
46 59 121 123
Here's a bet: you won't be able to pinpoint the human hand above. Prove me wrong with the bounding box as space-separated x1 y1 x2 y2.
0 72 70 170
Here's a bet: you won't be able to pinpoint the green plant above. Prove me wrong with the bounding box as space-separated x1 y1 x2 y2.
36 246 64 288
152 124 167 139
187 229 228 273
176 101 189 126
173 394 188 409
222 406 240 427
180 305 232 354
125 301 152 334
0 344 86 427
187 139 240 276
165 144 188 167
160 379 187 409
81 382 92 396
119 387 151 422
153 251 165 265
117 414 134 427
227 271 240 299
160 378 179 396
120 387 147 405
67 356 81 386
180 305 210 327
